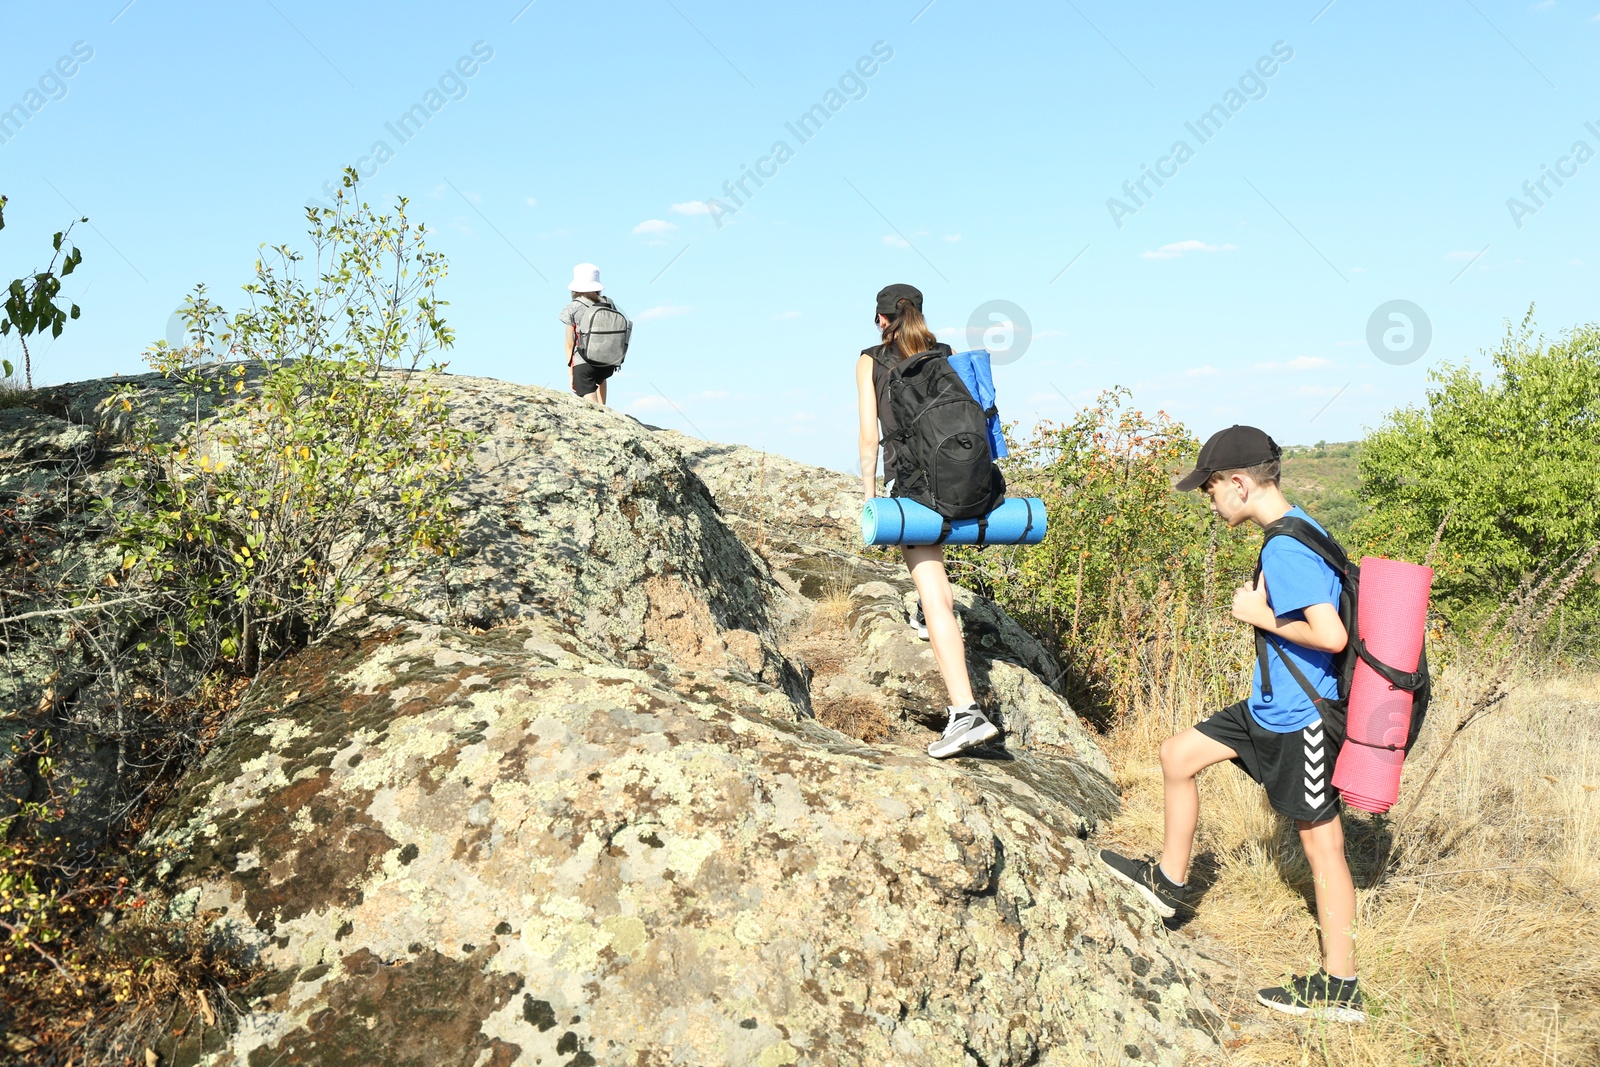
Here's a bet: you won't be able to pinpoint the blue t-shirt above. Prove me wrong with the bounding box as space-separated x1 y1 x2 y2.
1248 508 1342 732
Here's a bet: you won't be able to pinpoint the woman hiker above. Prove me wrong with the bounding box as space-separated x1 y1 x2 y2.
560 263 619 406
856 283 1000 759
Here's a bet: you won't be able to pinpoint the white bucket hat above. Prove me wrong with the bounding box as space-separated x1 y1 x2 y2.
568 263 604 293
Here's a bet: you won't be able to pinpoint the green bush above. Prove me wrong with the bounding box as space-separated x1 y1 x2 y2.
1352 313 1600 629
1 193 85 390
953 388 1257 719
107 175 473 674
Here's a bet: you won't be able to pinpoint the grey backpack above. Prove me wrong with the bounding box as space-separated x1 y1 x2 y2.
576 298 632 367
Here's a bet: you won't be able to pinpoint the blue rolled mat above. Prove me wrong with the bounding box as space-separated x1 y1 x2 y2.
861 496 1047 546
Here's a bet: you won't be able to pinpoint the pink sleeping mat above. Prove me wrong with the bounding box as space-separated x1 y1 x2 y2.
1331 556 1433 814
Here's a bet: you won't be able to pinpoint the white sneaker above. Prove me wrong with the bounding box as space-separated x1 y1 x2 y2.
909 600 929 640
928 706 999 758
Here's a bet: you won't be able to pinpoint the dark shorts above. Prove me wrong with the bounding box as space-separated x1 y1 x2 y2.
1195 700 1340 824
571 361 615 397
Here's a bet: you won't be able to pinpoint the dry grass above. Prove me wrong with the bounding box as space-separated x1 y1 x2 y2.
0 372 32 407
813 692 894 743
785 569 896 744
1100 659 1600 1065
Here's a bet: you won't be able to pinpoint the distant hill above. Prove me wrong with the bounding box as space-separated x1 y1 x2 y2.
1279 440 1363 544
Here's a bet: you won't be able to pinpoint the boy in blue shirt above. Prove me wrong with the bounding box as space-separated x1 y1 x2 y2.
1099 426 1364 1023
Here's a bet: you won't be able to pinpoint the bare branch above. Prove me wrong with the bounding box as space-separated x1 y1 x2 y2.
0 594 154 625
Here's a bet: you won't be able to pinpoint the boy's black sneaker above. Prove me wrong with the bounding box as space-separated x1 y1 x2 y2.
1257 971 1366 1024
1097 850 1190 919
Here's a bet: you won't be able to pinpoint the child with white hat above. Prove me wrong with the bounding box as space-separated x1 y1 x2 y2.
560 263 625 405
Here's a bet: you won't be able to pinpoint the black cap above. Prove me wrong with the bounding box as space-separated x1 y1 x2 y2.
876 283 923 317
1175 425 1281 491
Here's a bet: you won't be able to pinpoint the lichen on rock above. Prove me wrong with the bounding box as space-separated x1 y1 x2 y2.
8 373 1221 1064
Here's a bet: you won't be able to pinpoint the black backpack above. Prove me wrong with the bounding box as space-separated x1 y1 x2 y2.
885 350 1005 521
1254 516 1431 754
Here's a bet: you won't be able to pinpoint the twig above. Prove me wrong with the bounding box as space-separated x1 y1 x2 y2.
1385 864 1536 882
1423 505 1454 569
1394 690 1509 832
0 916 76 980
0 594 155 624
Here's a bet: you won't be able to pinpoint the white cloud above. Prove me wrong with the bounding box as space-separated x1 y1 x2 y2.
943 234 962 242
626 395 674 413
1186 366 1220 377
524 196 537 207
1254 356 1334 372
637 305 694 321
1349 266 1366 273
633 219 677 235
1532 0 1556 10
1141 239 1238 260
1444 249 1486 261
1034 329 1068 339
1297 384 1343 396
696 390 730 400
882 235 910 248
775 310 802 320
671 201 712 215
1572 258 1586 267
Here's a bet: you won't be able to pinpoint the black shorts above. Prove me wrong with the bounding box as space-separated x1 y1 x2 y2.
571 361 615 397
1195 700 1340 823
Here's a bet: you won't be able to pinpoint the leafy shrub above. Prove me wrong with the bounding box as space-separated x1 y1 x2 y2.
1353 313 1600 630
0 193 85 389
107 174 473 674
953 388 1257 720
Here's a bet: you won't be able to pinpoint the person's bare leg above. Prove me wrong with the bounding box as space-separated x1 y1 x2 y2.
581 387 601 405
1157 728 1238 884
597 378 608 406
902 545 974 707
1299 816 1357 977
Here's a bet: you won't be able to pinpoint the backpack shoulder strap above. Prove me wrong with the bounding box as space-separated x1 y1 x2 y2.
865 342 900 372
1254 515 1348 706
1260 631 1328 708
1261 515 1349 575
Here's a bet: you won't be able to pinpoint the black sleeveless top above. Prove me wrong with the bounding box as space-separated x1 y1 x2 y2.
864 340 953 484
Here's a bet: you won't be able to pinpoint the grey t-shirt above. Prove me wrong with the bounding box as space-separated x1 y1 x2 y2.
560 296 612 365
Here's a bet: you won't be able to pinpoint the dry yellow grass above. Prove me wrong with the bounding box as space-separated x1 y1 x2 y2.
1101 656 1600 1065
786 576 896 744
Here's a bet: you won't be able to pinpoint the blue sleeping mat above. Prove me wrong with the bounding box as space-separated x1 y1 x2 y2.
861 496 1047 546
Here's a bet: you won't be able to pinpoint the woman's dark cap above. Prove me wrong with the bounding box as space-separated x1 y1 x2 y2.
1175 425 1282 491
875 283 923 317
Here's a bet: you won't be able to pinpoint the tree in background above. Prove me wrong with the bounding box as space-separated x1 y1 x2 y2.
1354 312 1600 628
0 195 85 390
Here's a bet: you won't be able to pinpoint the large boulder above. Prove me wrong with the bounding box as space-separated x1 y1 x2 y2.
150 613 1215 1066
11 372 1222 1064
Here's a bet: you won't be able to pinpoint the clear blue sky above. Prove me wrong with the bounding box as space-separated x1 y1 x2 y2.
3 1 1597 473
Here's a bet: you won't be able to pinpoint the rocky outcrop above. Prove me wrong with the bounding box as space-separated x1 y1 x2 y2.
4 374 1224 1065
